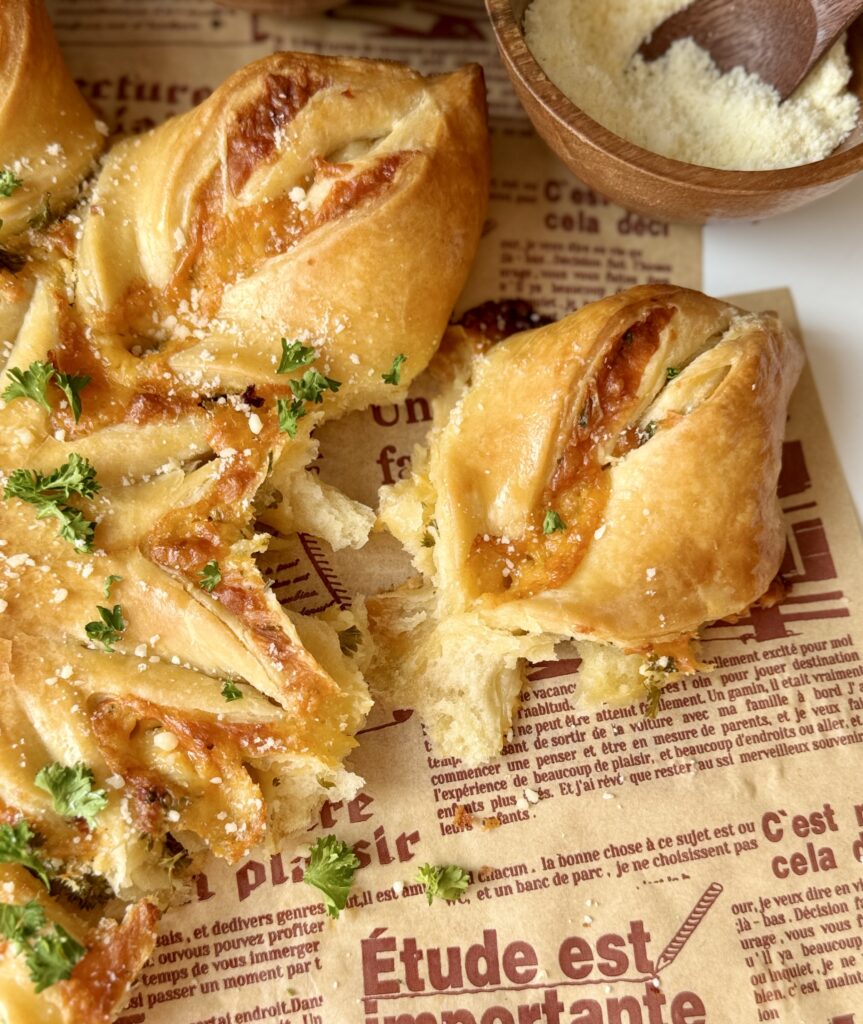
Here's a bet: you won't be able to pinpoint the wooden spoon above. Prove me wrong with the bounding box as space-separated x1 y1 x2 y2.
638 0 863 99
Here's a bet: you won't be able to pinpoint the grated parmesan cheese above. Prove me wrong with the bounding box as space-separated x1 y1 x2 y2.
524 0 860 169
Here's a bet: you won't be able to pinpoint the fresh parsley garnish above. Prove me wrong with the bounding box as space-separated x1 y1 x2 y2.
3 362 54 412
3 454 99 551
666 367 680 380
54 372 90 422
277 396 307 438
337 625 362 657
289 370 341 404
303 835 360 919
645 684 663 719
221 679 242 702
0 900 86 992
543 509 566 534
102 575 122 598
2 362 89 421
382 353 407 386
84 604 125 652
277 339 317 374
416 864 470 906
35 763 107 830
0 170 23 198
0 822 50 889
199 560 221 592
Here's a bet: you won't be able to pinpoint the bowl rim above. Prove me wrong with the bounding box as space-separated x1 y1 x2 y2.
485 0 863 193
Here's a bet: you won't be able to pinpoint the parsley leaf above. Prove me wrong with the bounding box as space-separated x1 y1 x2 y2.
0 901 86 993
277 396 307 438
0 901 45 945
337 625 362 657
84 604 125 652
26 924 86 992
666 366 680 381
199 560 221 592
645 684 663 719
277 339 317 374
221 679 242 702
3 362 54 412
382 353 407 386
303 836 360 919
3 454 99 551
102 575 122 598
54 372 90 422
0 822 51 889
35 763 108 830
543 509 566 534
0 170 23 198
416 864 470 906
289 370 341 404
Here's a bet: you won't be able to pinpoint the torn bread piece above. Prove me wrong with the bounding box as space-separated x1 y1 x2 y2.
369 285 804 761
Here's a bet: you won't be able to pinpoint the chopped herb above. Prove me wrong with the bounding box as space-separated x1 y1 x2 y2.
50 871 113 911
289 370 341 404
303 835 360 919
416 864 470 906
2 362 54 412
199 560 221 592
0 900 86 992
53 372 90 422
636 421 657 446
102 575 122 598
543 509 566 534
648 655 677 674
0 170 23 198
337 625 362 657
34 763 107 830
421 531 435 548
3 454 99 551
27 197 51 231
382 353 407 386
0 822 50 889
221 679 242 702
84 604 125 652
666 367 680 381
645 684 663 719
277 396 307 438
277 339 317 374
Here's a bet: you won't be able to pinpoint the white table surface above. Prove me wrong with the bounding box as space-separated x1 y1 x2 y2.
704 171 863 520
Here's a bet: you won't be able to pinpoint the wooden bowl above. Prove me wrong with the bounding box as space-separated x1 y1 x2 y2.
485 0 863 222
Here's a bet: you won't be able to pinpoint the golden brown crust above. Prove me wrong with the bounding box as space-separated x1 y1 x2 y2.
0 37 490 1020
48 901 160 1024
371 285 804 757
76 52 489 415
430 284 803 646
0 0 103 243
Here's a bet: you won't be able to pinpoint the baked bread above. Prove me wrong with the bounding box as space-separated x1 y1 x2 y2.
75 51 489 414
0 16 489 1019
369 285 804 760
0 0 104 245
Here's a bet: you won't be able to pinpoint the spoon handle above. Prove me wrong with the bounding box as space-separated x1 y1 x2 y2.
811 0 863 58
